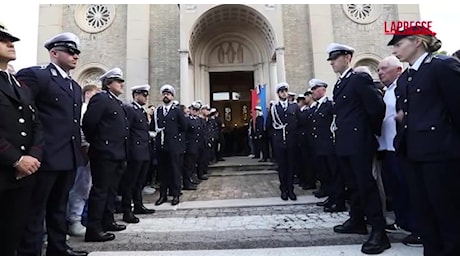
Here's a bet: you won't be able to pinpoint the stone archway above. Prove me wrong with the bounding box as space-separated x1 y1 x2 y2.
180 4 283 105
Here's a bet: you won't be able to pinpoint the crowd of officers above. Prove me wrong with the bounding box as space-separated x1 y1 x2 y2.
2 21 460 257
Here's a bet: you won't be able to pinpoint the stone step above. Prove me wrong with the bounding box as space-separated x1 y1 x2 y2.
208 163 277 173
68 203 410 254
210 169 278 177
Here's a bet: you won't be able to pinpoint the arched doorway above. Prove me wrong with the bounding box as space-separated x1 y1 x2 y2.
183 4 280 156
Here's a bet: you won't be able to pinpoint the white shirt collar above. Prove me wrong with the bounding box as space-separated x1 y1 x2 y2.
163 102 173 110
317 95 327 104
409 52 429 71
133 101 143 109
386 79 397 90
51 62 70 79
340 67 353 79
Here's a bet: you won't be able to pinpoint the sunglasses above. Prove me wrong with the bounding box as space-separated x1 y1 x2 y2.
55 47 81 56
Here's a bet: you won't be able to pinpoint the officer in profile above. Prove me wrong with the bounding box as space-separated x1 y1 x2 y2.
16 32 87 256
82 68 129 242
326 43 388 254
266 82 300 201
389 26 460 255
120 84 155 224
0 22 43 256
151 84 188 206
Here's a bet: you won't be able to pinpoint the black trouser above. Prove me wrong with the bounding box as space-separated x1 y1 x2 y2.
0 175 36 256
17 170 76 256
121 160 149 212
158 150 182 197
273 144 296 193
338 154 386 230
380 151 416 233
260 134 269 159
216 133 225 160
299 144 315 187
183 152 198 186
86 159 125 233
197 145 209 178
403 159 460 256
316 154 345 205
253 136 261 158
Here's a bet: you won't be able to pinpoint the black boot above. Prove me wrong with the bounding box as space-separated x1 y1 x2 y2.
287 190 297 201
155 196 168 206
280 190 288 201
333 218 368 234
122 211 140 223
361 229 391 254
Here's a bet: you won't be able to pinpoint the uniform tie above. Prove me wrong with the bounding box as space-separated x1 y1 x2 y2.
163 107 168 116
0 71 19 98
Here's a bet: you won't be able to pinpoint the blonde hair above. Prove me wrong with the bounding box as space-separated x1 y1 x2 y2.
408 35 442 53
354 66 372 76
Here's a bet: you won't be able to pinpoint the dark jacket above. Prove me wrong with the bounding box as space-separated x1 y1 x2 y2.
309 98 335 156
151 104 188 154
0 73 44 190
16 63 83 171
332 69 385 156
124 102 150 161
266 102 300 148
394 54 460 161
82 91 129 161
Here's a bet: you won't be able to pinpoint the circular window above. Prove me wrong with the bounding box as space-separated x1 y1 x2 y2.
343 4 382 25
75 4 115 33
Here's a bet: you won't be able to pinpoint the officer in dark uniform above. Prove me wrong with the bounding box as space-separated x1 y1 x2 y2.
82 67 129 242
196 105 211 181
308 79 346 212
183 101 204 190
295 93 315 190
152 84 188 206
266 82 300 201
326 43 388 255
389 27 460 256
249 106 264 160
0 23 44 256
16 32 87 256
120 84 155 224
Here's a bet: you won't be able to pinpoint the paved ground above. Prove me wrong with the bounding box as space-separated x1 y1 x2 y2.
66 156 422 256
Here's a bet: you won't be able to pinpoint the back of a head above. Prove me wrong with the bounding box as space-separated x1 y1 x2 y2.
354 66 372 76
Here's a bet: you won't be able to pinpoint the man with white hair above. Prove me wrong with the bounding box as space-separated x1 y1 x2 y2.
377 56 420 246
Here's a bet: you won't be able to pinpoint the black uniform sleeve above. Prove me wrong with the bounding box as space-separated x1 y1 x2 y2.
435 57 460 131
82 93 107 143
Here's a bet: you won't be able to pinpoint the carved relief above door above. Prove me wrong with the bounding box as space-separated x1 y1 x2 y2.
209 41 253 65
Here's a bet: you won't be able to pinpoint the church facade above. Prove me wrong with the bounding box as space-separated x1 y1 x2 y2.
36 4 419 128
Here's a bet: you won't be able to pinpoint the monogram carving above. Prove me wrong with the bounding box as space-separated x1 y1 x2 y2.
217 42 244 64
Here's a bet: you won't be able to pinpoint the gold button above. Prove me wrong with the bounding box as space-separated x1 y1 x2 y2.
21 132 27 137
18 118 25 123
404 99 408 103
431 126 436 130
71 136 75 140
404 125 408 129
20 145 26 151
18 106 23 110
416 89 421 93
74 119 78 123
114 111 118 115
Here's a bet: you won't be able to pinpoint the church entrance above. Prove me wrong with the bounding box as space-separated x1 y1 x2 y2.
210 71 253 157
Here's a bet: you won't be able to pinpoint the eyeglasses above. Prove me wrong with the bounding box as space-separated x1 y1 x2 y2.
141 92 149 97
55 47 80 56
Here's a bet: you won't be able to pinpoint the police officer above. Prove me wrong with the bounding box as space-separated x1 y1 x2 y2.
266 82 299 201
82 68 129 242
326 43 388 254
0 23 44 256
196 105 211 181
152 84 188 206
16 32 87 256
389 27 460 255
309 79 345 212
183 101 204 190
121 84 155 224
295 93 314 190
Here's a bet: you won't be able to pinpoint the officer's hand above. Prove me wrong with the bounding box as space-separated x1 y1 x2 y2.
15 156 41 178
395 110 404 123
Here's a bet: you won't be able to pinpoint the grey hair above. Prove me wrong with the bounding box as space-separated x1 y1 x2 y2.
381 55 403 69
354 66 372 76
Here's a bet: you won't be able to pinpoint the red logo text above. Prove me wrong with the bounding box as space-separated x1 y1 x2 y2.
384 21 435 35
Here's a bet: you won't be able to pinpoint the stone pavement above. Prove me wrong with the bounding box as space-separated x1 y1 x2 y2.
67 156 423 256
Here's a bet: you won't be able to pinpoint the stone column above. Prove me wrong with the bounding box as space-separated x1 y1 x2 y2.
179 50 191 105
269 61 278 101
125 4 150 101
275 47 286 83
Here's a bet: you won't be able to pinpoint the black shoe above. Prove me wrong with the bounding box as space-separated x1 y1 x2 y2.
316 198 330 207
281 191 288 201
183 184 198 190
85 231 116 242
198 175 209 180
191 178 201 185
324 204 347 213
133 205 156 214
122 212 140 223
288 191 297 201
361 229 391 254
155 196 167 206
171 196 180 206
313 190 328 198
258 158 267 162
46 248 89 256
103 222 126 232
333 218 368 234
401 234 423 247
